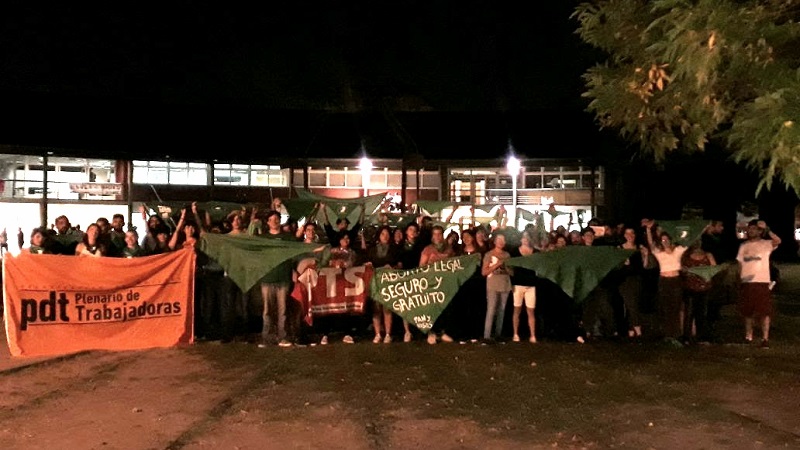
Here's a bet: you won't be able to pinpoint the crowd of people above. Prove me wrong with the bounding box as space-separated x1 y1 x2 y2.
1 199 783 350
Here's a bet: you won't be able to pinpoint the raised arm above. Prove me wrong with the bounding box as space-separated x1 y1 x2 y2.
759 220 782 248
168 208 186 250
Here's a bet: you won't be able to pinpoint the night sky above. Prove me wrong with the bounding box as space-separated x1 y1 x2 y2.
0 1 610 160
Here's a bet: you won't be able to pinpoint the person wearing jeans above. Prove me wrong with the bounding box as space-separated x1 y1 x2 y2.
482 233 512 341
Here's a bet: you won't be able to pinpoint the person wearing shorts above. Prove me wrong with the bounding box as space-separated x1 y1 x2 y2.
512 285 537 343
736 220 781 348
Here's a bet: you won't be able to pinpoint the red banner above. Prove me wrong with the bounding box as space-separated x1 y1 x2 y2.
3 248 195 357
291 265 373 325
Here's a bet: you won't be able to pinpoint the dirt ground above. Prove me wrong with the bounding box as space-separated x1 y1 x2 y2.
3 264 800 450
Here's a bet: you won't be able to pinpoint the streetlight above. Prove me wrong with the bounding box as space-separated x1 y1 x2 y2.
507 156 521 229
359 156 373 196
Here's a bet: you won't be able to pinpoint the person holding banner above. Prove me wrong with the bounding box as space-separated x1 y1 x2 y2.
419 225 456 344
364 225 402 343
452 228 487 342
121 230 146 258
398 222 425 342
511 232 538 344
259 210 295 347
316 231 365 344
680 242 716 345
170 207 221 342
482 233 513 342
320 202 365 245
75 223 109 257
21 227 52 255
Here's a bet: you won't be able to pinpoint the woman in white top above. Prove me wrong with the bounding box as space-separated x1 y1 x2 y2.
645 221 687 342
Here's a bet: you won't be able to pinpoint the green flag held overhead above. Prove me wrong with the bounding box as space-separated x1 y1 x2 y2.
516 207 537 221
150 201 264 225
282 198 321 221
415 200 454 217
656 220 708 247
505 246 634 303
199 233 324 293
370 254 481 331
294 188 387 226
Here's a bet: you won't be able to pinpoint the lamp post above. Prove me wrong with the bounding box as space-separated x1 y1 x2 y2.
359 156 373 196
507 156 521 229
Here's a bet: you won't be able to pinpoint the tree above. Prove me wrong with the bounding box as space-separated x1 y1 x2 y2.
573 0 800 193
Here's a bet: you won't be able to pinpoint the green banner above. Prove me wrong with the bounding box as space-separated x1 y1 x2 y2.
506 246 634 303
370 254 481 331
198 233 325 292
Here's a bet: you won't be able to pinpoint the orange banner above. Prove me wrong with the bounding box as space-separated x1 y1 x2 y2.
3 248 195 357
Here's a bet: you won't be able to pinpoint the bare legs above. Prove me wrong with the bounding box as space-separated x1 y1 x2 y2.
372 304 394 343
512 306 536 343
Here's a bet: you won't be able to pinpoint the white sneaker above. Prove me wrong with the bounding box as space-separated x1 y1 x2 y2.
529 336 537 344
342 335 354 344
383 335 393 344
320 335 329 345
427 333 437 345
404 332 413 343
512 334 521 342
440 333 454 343
373 335 382 344
278 340 292 347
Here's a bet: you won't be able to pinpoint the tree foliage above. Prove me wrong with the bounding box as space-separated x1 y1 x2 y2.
574 0 800 193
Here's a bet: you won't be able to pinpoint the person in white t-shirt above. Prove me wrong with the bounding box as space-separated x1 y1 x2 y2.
736 220 781 348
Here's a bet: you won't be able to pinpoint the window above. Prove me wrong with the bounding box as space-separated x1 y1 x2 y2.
214 164 249 185
167 162 207 185
133 161 288 187
250 165 288 187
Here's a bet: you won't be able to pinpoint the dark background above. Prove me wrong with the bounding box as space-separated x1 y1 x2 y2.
1 1 796 255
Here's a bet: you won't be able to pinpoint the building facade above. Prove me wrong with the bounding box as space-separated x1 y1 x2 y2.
0 147 605 252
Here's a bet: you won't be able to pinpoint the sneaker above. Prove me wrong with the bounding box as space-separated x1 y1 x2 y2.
342 335 355 344
404 332 413 343
512 334 521 342
257 343 268 349
373 335 382 344
278 339 292 347
427 333 437 345
320 335 329 345
383 335 393 344
529 336 537 344
760 339 770 349
440 333 454 343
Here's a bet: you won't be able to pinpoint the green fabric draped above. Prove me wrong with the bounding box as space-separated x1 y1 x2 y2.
516 207 537 221
372 213 419 228
685 262 732 282
472 204 496 214
149 201 262 224
505 246 635 303
416 200 454 217
198 233 324 292
282 199 321 221
294 188 387 226
656 220 708 247
369 254 481 331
